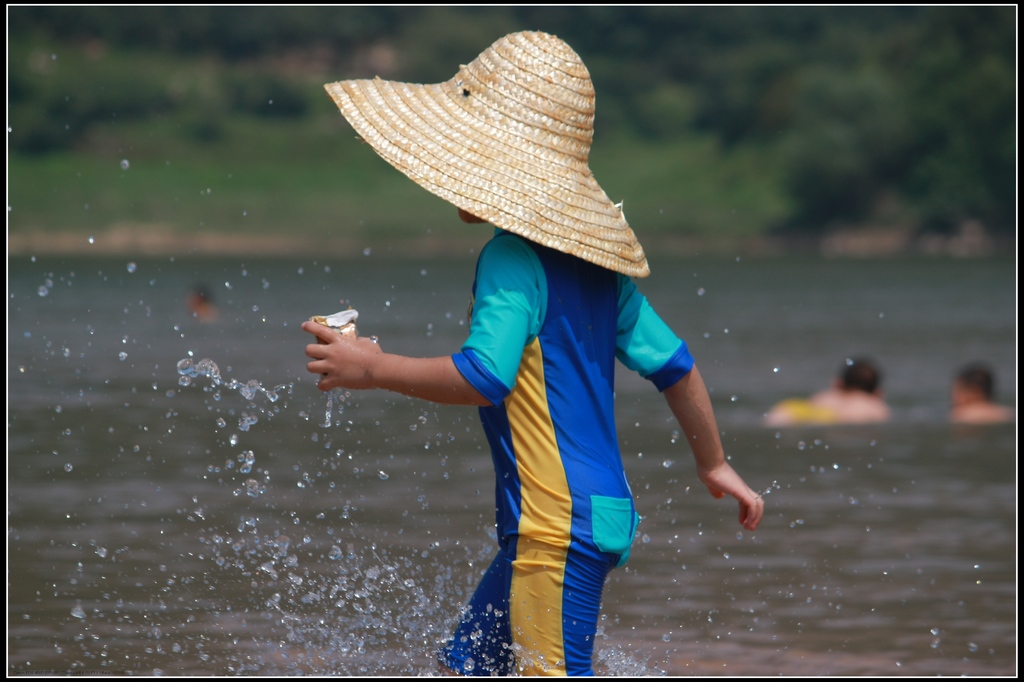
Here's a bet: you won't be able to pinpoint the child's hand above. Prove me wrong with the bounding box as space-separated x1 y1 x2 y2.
697 461 764 531
302 320 382 391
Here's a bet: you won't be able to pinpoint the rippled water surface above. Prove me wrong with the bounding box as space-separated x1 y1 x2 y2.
8 251 1016 675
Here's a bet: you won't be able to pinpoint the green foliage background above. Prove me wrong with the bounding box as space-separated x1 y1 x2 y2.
7 6 1016 248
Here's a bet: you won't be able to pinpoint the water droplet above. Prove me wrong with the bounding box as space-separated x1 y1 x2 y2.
64 463 73 473
328 545 343 560
697 287 706 296
126 262 136 273
662 459 674 468
240 379 260 401
239 450 255 473
378 470 389 480
70 604 86 619
37 285 49 297
118 352 128 361
120 159 130 170
244 479 261 497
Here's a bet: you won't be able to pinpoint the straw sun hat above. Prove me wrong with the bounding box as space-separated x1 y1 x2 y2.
324 30 649 278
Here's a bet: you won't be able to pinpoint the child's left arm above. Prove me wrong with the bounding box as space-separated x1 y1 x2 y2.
303 321 490 406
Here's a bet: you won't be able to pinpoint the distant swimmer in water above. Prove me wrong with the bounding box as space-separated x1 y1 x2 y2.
187 285 218 322
949 362 1014 425
764 357 891 426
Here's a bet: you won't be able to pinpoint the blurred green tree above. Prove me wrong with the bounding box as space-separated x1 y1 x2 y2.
7 6 1015 238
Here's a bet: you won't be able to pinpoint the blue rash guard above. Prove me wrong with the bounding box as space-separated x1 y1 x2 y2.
440 231 694 676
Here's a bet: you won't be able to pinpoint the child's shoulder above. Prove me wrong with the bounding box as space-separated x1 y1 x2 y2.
480 230 539 263
475 230 547 296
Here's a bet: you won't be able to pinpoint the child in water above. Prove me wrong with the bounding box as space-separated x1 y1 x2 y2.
763 357 891 426
187 285 218 322
949 362 1014 424
303 31 763 676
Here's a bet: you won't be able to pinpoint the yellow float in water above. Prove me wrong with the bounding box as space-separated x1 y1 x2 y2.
766 398 839 425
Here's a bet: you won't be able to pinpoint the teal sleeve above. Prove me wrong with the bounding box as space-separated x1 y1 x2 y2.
615 276 694 390
451 349 512 406
458 233 546 391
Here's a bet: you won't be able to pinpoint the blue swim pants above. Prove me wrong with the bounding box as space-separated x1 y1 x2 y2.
437 537 615 676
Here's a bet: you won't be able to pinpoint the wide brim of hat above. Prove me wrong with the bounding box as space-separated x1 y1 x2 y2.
324 76 649 278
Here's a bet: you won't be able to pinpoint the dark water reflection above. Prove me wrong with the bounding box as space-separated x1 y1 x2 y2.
8 252 1016 675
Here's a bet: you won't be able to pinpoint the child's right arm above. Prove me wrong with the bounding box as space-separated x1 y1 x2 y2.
662 366 764 531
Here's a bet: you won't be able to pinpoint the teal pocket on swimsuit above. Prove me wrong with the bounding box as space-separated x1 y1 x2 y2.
591 495 640 567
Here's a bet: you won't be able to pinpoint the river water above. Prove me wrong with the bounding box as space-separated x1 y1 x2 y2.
7 249 1017 676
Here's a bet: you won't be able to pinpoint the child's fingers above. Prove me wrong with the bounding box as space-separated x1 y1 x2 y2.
301 320 338 345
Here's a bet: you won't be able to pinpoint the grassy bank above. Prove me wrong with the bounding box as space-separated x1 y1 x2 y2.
10 8 1016 249
9 117 791 249
9 112 1006 261
9 31 795 246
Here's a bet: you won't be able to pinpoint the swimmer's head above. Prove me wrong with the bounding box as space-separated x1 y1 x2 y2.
952 362 995 404
840 358 882 395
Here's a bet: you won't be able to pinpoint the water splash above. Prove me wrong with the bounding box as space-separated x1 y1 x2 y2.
176 356 347 430
171 356 663 675
176 357 292 415
322 388 350 428
196 519 491 675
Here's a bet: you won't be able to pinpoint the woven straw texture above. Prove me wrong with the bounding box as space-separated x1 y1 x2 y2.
324 31 649 278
